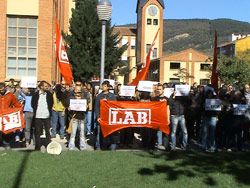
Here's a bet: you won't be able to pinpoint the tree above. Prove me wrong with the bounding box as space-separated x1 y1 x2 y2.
173 68 194 83
218 55 250 87
63 0 127 82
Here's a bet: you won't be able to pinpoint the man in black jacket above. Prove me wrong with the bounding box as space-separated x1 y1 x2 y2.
168 90 191 150
31 81 53 150
95 80 117 150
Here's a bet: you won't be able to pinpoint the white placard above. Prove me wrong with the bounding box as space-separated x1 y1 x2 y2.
233 104 249 115
70 99 87 111
120 85 136 97
104 79 115 88
205 99 222 111
137 81 155 92
164 88 174 98
98 89 114 94
175 85 190 96
21 77 37 88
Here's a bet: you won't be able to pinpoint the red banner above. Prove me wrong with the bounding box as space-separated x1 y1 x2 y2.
211 29 218 94
0 107 25 134
54 17 73 85
130 28 160 86
100 100 169 137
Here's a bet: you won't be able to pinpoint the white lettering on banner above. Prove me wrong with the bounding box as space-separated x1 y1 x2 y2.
3 111 22 131
109 108 151 125
59 36 69 64
61 50 68 61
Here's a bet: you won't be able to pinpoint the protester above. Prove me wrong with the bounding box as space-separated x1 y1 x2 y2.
201 89 218 152
0 82 22 148
168 90 191 151
51 84 66 139
151 84 170 150
95 80 117 150
20 88 35 146
31 81 53 150
68 87 87 151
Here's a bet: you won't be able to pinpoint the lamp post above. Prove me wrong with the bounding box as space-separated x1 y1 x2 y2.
97 0 112 87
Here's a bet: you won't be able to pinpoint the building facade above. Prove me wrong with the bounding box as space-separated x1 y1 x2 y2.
218 36 250 58
0 0 74 83
114 0 212 85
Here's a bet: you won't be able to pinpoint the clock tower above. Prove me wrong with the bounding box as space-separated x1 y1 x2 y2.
136 0 164 65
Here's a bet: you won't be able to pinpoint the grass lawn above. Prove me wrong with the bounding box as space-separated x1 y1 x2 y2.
0 150 250 188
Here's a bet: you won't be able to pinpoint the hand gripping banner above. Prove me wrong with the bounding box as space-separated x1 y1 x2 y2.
0 107 25 134
100 101 169 137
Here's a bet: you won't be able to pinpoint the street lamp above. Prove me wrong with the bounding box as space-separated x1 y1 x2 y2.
97 0 112 87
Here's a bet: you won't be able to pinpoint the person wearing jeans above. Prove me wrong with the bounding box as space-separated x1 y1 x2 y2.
68 118 86 151
201 116 217 151
51 84 66 139
170 115 188 149
68 86 87 151
168 90 191 150
201 89 219 152
31 81 53 151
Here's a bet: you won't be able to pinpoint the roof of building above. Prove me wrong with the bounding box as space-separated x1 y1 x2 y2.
218 36 250 47
136 0 165 13
161 48 212 62
113 27 137 36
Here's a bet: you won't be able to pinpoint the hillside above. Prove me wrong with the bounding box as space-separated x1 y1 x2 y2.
121 19 250 56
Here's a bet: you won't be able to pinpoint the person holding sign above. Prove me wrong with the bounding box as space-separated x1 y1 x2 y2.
68 87 88 151
201 89 219 152
228 90 248 151
168 90 191 151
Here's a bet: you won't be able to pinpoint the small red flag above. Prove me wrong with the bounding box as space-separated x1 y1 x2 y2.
54 17 73 85
130 28 160 86
211 29 218 94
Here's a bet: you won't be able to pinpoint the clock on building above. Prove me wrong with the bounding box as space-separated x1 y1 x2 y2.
148 6 158 16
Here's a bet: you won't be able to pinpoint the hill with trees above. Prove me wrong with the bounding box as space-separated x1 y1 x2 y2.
122 19 250 55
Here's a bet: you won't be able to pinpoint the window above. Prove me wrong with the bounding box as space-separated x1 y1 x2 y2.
147 19 152 25
7 17 38 77
146 44 151 53
131 38 136 50
170 78 180 83
153 19 158 25
200 79 210 86
122 38 128 45
200 64 210 70
153 48 157 58
170 62 180 69
121 56 128 61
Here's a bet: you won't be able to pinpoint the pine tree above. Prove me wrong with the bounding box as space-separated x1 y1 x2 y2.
63 0 127 82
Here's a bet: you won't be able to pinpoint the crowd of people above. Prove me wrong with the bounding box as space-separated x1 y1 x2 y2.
0 78 249 152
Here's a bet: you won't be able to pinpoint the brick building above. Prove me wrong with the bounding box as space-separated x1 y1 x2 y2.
0 0 74 83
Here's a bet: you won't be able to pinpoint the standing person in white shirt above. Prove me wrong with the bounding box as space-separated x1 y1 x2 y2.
31 81 53 151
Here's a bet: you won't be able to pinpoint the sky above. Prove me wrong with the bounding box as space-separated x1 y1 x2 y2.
110 0 250 26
